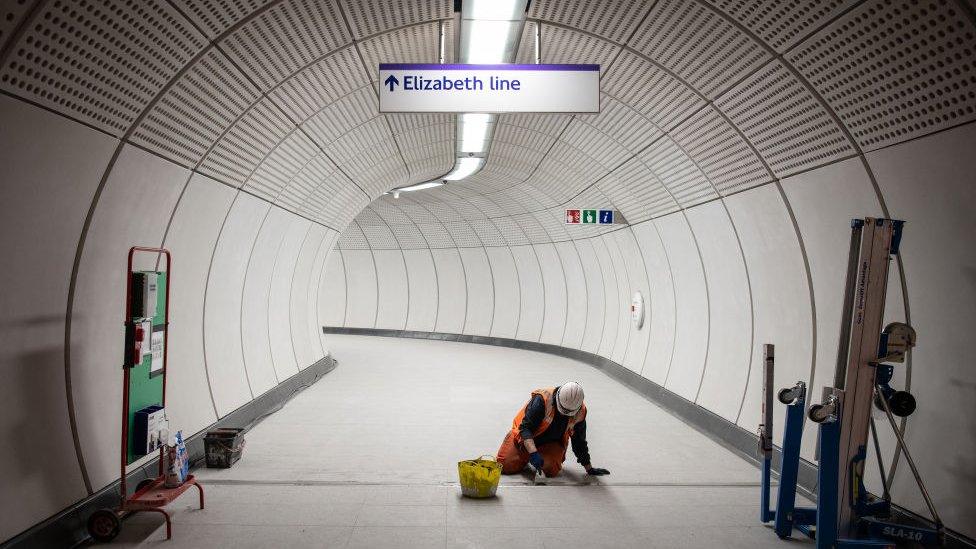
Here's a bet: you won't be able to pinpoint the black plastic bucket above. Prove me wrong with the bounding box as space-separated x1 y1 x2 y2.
204 428 245 468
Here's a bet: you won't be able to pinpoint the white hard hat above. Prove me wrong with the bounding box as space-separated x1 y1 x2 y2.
556 382 584 415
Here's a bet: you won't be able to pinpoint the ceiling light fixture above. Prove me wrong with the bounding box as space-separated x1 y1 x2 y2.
444 157 484 181
387 0 527 196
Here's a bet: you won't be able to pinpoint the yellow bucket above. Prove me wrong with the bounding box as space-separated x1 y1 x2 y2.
457 455 502 498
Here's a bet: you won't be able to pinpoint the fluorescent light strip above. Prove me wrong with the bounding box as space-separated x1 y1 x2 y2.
396 181 445 192
465 0 522 20
394 0 526 190
444 157 484 181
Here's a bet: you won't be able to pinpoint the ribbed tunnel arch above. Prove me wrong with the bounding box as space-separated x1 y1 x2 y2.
1 0 975 544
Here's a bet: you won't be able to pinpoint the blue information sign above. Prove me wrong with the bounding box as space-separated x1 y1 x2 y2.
599 210 614 224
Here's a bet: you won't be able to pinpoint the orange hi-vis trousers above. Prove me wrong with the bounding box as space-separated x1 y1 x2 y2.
495 431 568 477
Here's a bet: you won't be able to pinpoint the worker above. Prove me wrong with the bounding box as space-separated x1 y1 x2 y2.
496 381 610 478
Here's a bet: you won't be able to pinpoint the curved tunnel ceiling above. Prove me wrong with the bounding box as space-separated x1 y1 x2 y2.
3 0 973 245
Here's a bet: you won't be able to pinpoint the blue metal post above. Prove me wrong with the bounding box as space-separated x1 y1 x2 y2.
761 456 774 523
817 402 842 549
774 391 806 538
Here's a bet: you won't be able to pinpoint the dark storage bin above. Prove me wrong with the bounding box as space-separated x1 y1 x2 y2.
204 428 245 468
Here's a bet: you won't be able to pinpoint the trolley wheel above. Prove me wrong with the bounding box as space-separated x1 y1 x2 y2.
778 387 795 404
808 404 827 423
889 391 916 417
136 478 155 492
87 508 120 543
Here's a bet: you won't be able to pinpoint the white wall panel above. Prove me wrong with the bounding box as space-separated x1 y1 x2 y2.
555 241 586 349
241 207 290 396
613 230 651 373
374 249 409 329
160 175 234 438
536 244 568 346
0 96 117 541
593 238 620 358
576 239 605 353
460 247 494 336
319 246 347 329
70 145 186 489
486 247 520 339
867 123 976 536
512 245 545 342
654 214 709 401
342 249 378 328
604 234 632 365
631 221 677 384
268 217 309 380
290 224 329 368
432 248 466 334
404 249 438 331
205 193 269 417
725 185 813 443
311 231 339 358
686 202 752 421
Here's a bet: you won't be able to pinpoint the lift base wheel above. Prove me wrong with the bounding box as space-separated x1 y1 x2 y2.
87 508 121 542
874 390 917 417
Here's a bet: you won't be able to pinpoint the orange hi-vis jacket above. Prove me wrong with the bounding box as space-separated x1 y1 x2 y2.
511 387 587 446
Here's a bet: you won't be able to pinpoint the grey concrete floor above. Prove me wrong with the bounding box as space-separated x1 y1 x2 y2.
112 335 812 548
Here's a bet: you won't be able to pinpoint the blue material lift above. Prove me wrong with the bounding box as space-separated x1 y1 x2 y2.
759 219 944 548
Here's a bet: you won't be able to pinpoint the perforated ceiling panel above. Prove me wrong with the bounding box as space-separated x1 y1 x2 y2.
515 20 538 64
513 213 552 244
277 154 354 220
529 0 653 43
583 96 661 153
337 221 370 249
389 221 429 249
441 221 483 247
535 24 619 75
388 113 454 180
705 0 859 52
601 51 705 132
271 47 369 123
339 0 452 39
302 86 377 145
566 122 630 170
0 0 206 135
639 136 718 208
533 209 570 242
526 141 609 202
596 156 679 222
314 179 369 228
170 0 272 39
244 130 319 202
0 0 36 50
466 218 508 247
788 0 976 151
717 60 854 176
220 0 350 92
200 97 295 186
491 217 531 246
362 222 400 249
670 105 770 195
132 49 260 166
359 22 441 77
417 222 458 249
629 0 769 99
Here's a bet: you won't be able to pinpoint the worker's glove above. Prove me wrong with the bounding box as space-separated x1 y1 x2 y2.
586 466 610 476
529 452 544 472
